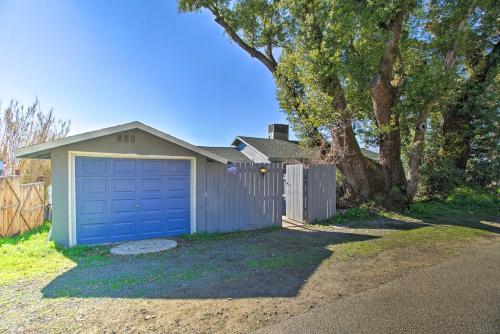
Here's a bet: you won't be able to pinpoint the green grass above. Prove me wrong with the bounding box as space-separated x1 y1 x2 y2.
316 187 499 226
0 223 109 286
179 226 279 241
329 224 489 260
407 187 499 218
179 230 247 241
313 205 374 225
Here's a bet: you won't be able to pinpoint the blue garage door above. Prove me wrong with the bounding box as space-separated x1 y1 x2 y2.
75 157 191 245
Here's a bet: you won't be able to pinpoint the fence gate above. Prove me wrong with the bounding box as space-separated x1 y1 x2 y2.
284 164 336 223
0 176 45 238
284 164 305 222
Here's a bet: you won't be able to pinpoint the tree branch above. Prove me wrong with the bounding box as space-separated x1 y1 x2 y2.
208 5 277 73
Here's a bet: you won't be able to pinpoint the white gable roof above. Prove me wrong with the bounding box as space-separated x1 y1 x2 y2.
15 121 229 164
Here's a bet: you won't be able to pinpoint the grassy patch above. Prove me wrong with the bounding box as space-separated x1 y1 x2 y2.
316 187 499 226
407 187 499 218
329 225 489 261
0 223 109 286
313 206 375 225
179 227 280 242
179 230 247 241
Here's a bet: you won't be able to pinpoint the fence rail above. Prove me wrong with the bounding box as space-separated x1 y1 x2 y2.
0 176 45 238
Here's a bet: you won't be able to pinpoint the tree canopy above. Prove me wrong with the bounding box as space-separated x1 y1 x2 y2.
179 0 499 209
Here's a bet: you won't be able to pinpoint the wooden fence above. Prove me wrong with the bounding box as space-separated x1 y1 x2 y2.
204 162 284 233
0 176 45 237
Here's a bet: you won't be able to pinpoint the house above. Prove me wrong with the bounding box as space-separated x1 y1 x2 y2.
201 123 378 163
15 122 349 247
17 122 296 247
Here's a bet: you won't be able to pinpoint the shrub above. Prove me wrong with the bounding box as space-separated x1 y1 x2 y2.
446 187 498 208
418 157 464 199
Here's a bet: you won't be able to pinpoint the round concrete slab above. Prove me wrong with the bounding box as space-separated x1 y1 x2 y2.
110 238 177 256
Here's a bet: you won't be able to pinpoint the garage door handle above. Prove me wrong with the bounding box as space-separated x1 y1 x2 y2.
135 204 141 208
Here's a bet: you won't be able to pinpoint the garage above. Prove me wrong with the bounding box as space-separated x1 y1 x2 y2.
75 156 191 245
14 121 289 248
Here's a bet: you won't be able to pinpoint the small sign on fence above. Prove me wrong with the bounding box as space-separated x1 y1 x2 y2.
226 164 237 175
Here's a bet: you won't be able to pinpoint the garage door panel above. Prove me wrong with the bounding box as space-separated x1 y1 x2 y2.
167 177 190 194
141 160 163 175
140 178 163 192
167 208 189 218
111 199 136 214
166 160 190 175
80 200 107 216
78 179 107 195
75 156 191 245
109 220 136 240
112 159 136 175
165 196 189 209
79 158 107 175
138 197 163 213
166 218 190 232
78 221 107 244
112 179 137 193
137 219 163 237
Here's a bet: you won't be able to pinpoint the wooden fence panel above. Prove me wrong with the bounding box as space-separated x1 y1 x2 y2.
205 162 283 233
0 176 45 238
306 164 336 222
284 164 305 222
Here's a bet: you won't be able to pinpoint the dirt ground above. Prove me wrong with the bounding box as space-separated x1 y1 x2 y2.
1 217 499 334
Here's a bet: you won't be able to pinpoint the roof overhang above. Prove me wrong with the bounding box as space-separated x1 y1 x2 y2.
231 136 270 161
16 121 229 164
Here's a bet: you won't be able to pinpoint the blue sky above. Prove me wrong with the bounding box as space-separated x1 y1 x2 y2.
0 0 290 146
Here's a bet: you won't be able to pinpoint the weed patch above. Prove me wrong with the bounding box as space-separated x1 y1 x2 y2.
0 223 109 286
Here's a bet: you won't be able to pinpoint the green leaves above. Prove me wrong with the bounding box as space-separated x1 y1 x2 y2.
179 1 497 187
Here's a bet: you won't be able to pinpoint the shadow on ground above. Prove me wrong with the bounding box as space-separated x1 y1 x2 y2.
325 215 500 234
42 228 378 300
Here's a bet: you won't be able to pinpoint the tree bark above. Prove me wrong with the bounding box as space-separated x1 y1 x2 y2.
407 100 437 198
368 10 409 209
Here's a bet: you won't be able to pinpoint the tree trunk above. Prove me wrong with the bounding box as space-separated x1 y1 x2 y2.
407 100 437 199
367 10 409 210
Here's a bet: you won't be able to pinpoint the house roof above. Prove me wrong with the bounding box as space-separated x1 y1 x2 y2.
232 136 306 161
198 146 251 163
231 136 379 162
15 121 229 164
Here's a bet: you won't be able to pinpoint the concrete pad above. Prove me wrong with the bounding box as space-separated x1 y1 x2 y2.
110 238 177 256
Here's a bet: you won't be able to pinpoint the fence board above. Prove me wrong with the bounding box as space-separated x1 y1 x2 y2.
306 164 336 222
205 162 283 233
0 176 45 238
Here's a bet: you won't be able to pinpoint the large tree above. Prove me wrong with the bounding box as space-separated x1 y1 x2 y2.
179 0 498 210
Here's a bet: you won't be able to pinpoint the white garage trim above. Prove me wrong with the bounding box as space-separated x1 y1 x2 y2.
67 151 196 247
